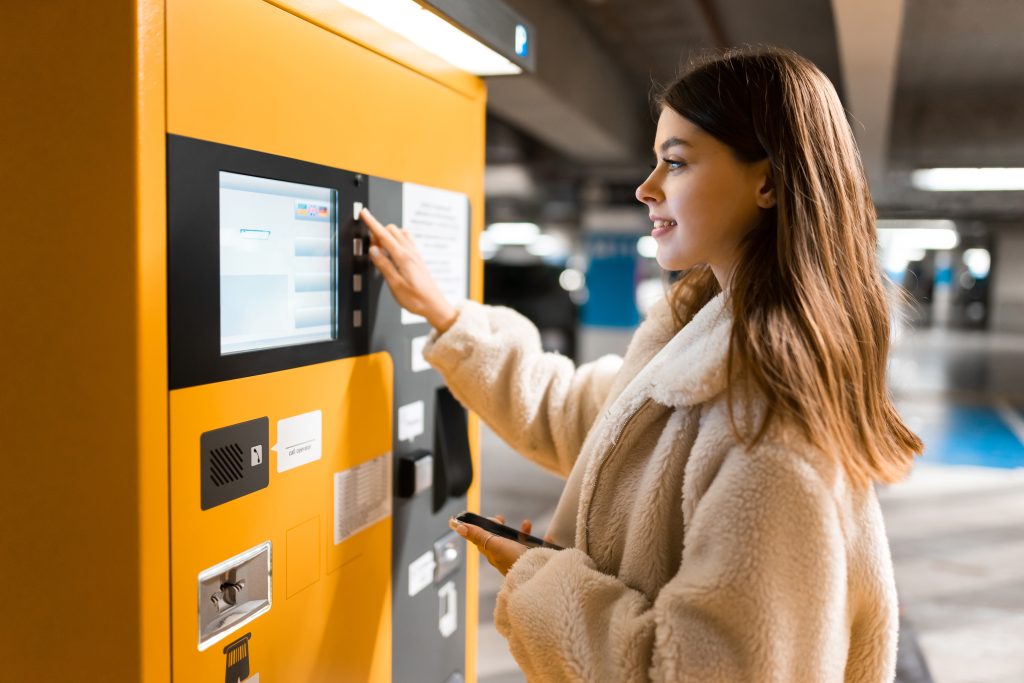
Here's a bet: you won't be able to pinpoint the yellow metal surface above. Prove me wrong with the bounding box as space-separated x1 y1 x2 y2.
136 1 172 680
1 2 166 680
4 0 484 679
167 0 487 195
170 354 394 680
265 0 484 99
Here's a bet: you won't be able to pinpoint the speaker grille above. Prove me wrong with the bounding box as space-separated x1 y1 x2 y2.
209 443 244 487
200 417 269 510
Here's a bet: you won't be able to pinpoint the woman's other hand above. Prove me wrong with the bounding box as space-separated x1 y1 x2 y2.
450 515 541 576
361 207 458 333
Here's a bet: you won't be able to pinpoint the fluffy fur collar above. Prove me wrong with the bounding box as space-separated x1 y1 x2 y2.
617 291 732 410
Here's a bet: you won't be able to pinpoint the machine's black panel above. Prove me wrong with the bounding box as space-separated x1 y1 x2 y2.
200 417 269 510
167 134 369 390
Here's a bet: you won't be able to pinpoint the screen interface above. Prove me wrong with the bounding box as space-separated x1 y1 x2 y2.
219 172 337 355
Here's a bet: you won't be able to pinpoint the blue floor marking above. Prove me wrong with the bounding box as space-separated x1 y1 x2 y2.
917 405 1024 469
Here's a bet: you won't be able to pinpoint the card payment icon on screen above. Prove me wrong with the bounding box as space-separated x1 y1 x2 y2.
295 201 330 221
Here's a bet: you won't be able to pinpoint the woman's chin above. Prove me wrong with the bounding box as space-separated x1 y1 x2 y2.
655 252 697 272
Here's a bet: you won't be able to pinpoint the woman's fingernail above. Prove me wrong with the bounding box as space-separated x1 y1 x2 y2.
455 524 468 537
368 245 379 257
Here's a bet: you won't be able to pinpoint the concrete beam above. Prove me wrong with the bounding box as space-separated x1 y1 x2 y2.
831 0 905 191
484 0 650 165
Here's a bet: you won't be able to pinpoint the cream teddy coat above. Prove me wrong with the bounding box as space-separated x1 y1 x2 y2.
423 292 899 683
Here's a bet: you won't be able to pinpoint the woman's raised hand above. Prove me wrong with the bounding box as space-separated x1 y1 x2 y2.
361 207 458 333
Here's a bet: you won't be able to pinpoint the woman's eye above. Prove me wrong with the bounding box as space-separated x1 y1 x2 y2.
650 158 686 171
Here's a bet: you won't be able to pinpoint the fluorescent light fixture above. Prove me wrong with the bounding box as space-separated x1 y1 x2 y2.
636 236 658 259
526 233 570 260
877 220 958 251
911 168 1024 192
485 222 540 245
337 0 522 76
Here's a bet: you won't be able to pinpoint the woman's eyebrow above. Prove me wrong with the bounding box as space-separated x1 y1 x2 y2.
657 137 691 153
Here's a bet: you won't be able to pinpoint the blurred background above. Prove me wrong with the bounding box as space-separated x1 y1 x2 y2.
467 1 1024 682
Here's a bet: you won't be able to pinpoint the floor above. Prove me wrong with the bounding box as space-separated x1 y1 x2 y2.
884 327 1024 683
473 326 1024 683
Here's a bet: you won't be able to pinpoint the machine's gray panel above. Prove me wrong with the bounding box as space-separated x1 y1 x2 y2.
368 177 470 683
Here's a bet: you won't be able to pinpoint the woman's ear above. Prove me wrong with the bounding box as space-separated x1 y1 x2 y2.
755 161 777 209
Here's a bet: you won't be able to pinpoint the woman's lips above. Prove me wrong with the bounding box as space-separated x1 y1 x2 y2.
651 218 677 237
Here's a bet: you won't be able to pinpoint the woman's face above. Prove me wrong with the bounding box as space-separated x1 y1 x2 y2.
635 107 775 283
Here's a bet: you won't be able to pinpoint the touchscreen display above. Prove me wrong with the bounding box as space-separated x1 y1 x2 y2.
219 172 337 355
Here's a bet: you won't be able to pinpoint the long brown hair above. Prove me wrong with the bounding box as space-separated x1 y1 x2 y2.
659 48 922 487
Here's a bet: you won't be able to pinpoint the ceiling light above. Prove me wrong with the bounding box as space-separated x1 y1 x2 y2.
337 0 522 76
526 234 570 260
877 220 958 251
485 222 540 245
911 168 1024 192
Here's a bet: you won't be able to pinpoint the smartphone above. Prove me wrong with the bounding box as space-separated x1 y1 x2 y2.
453 511 564 551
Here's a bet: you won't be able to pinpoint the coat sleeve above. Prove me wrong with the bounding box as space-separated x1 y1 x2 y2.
493 445 852 682
421 300 623 477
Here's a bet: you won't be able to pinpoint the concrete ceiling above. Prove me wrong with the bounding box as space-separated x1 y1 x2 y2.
481 0 1024 224
879 0 1024 220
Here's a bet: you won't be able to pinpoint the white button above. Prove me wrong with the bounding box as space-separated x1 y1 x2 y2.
353 238 363 256
353 310 362 328
353 274 363 292
353 201 364 221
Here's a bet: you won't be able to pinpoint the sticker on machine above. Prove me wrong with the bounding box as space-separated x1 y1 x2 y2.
410 335 431 373
398 400 425 442
400 183 469 325
273 410 322 473
333 452 392 545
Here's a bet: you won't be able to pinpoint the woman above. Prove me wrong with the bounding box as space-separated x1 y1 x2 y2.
364 47 922 682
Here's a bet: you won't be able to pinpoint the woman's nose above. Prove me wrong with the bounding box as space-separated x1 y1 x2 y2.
635 173 660 205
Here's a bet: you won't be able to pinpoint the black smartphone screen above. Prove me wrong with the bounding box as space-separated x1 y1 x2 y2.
454 511 564 550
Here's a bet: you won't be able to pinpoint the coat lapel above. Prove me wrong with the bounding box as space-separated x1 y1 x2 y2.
574 293 733 550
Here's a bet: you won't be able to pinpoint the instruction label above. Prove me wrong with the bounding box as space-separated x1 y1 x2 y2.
333 452 392 545
400 183 469 325
273 410 322 473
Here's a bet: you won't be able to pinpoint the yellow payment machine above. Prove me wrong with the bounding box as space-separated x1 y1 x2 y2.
0 0 533 680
